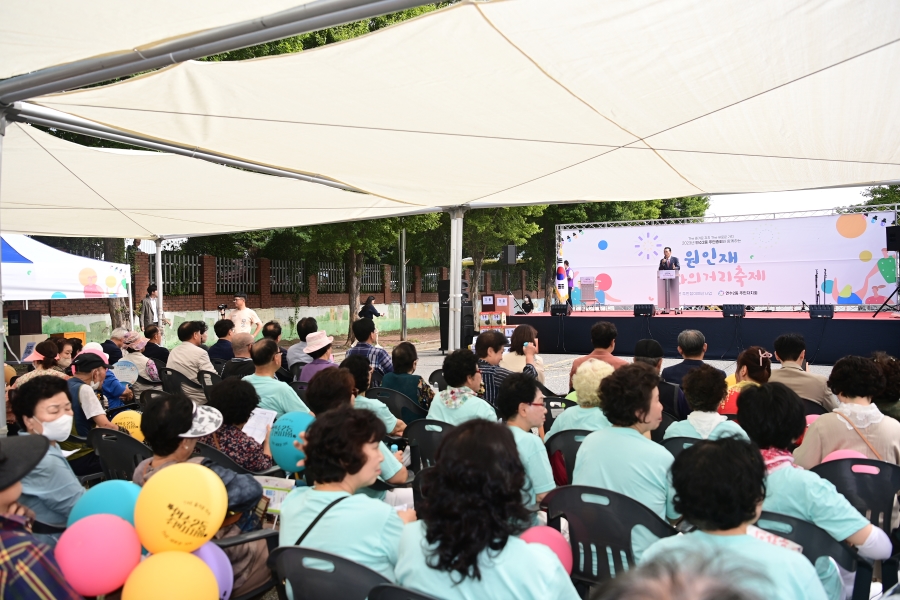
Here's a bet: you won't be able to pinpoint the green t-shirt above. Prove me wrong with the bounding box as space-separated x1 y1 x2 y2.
243 374 309 418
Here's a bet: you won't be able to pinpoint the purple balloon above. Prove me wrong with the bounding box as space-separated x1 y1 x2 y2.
192 541 234 600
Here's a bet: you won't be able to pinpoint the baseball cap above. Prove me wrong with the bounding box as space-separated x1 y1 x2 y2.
0 435 50 491
72 352 111 372
634 339 664 359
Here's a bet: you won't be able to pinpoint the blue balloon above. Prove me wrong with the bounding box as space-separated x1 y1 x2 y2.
270 411 315 473
67 480 141 527
598 240 608 250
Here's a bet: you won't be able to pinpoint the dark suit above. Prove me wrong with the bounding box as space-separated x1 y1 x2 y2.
143 341 170 363
101 339 123 365
658 379 691 419
207 339 234 361
658 256 680 270
221 358 255 380
661 359 726 388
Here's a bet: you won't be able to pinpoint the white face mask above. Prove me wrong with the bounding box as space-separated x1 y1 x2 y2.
58 357 72 369
36 414 73 442
90 380 102 391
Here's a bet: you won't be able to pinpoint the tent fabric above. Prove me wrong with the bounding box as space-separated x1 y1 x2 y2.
31 0 900 208
0 123 426 238
0 234 130 301
0 0 315 79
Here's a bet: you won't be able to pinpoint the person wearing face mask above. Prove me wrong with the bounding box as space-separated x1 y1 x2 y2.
10 377 85 545
14 340 70 389
50 339 74 373
61 352 119 476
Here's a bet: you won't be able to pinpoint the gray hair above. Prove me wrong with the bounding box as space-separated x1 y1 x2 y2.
677 330 706 357
110 327 128 340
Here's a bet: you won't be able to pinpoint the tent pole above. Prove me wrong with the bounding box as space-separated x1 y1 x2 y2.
400 228 407 341
0 111 7 436
448 207 466 351
155 239 164 343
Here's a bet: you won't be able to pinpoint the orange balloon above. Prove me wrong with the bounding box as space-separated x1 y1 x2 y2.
122 552 217 600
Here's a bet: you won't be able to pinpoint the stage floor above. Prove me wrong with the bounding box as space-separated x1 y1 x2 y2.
508 310 900 364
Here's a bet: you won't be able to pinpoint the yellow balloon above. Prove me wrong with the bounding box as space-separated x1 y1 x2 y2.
122 551 218 600
134 463 227 554
112 411 144 442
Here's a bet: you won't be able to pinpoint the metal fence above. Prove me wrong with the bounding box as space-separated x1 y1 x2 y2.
390 265 415 293
148 254 202 296
361 263 383 293
270 260 305 294
421 267 441 293
216 257 258 294
486 269 505 291
316 262 346 293
525 270 546 292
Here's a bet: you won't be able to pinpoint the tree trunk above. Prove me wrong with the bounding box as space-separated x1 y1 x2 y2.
346 248 364 346
103 238 130 330
543 235 556 309
471 251 485 321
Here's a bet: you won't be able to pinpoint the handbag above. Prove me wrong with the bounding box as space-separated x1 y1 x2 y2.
838 414 885 461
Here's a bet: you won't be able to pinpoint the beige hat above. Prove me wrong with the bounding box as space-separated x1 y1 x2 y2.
304 330 334 354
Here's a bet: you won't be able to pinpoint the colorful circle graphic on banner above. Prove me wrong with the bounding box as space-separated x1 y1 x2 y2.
595 273 613 291
859 250 873 262
598 240 608 250
835 214 866 238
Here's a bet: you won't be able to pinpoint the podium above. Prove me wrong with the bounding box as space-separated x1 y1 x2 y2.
657 270 680 313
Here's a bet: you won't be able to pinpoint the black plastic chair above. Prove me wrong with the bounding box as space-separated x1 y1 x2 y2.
811 457 900 589
139 388 171 409
193 442 284 477
543 396 577 432
161 367 204 397
366 387 427 423
802 398 827 416
214 529 280 600
660 436 696 459
148 357 167 378
367 469 415 493
650 411 677 444
268 547 389 600
288 380 307 401
369 584 440 600
404 420 455 473
755 511 873 600
543 485 677 592
106 402 141 419
545 429 591 486
412 466 431 510
427 369 446 391
197 369 222 402
88 428 154 481
289 361 308 382
211 358 229 376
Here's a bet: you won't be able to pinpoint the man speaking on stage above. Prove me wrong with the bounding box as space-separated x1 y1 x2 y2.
659 247 680 270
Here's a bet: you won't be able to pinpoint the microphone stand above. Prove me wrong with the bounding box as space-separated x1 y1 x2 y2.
815 270 820 305
507 290 525 314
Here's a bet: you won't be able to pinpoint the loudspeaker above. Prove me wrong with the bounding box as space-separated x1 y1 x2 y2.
887 226 900 253
809 304 834 319
502 245 517 266
722 304 746 318
550 303 572 316
439 280 475 350
634 304 655 317
7 310 42 335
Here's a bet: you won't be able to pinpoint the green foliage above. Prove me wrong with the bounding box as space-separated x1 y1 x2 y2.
859 185 900 207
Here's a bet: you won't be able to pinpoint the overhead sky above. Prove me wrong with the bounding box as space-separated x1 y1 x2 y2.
706 186 873 218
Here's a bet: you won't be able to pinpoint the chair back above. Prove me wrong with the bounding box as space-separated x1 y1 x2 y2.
412 466 432 510
366 387 427 423
543 485 677 587
427 369 446 391
194 441 250 474
289 361 307 382
811 458 900 538
88 428 154 481
268 547 389 600
660 436 696 459
756 511 872 600
161 368 203 396
139 389 172 409
543 396 577 431
801 398 827 415
289 381 307 401
404 420 455 473
148 357 167 378
197 370 222 402
545 429 591 486
211 358 229 376
650 411 677 443
369 584 440 600
106 403 142 419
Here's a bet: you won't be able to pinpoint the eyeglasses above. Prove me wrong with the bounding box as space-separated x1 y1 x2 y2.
529 401 544 407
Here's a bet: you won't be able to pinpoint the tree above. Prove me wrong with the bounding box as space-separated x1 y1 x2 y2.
859 185 900 207
102 238 131 329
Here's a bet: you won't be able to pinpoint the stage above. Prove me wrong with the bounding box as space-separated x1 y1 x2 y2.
507 310 900 364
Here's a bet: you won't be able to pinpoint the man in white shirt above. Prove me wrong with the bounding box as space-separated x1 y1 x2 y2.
230 292 262 337
166 320 216 405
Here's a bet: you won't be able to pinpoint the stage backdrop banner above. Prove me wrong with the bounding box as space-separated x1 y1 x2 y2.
558 212 897 307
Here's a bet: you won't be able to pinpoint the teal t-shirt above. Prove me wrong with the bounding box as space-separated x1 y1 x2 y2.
642 530 827 600
278 488 404 582
761 465 870 600
426 387 497 426
243 374 310 418
508 425 555 513
395 521 580 600
546 405 611 440
355 394 398 432
359 441 404 501
663 416 749 441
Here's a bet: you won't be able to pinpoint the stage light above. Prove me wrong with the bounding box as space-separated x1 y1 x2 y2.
722 304 746 318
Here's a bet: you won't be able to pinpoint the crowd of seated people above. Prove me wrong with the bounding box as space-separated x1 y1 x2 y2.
5 319 900 600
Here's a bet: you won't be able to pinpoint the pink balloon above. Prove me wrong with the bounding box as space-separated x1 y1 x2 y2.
823 449 868 463
520 525 573 574
56 514 142 596
805 415 820 426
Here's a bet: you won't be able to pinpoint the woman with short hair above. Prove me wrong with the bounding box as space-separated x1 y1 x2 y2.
499 325 545 383
718 346 772 415
199 378 273 472
425 350 496 425
381 342 435 410
738 383 892 600
394 420 579 599
279 408 415 580
545 359 614 440
665 364 748 441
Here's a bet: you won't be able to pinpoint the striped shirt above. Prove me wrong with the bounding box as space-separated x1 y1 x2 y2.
0 515 81 599
478 359 537 408
346 343 394 378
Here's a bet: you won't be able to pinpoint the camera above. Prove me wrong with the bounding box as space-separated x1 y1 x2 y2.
217 304 228 311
